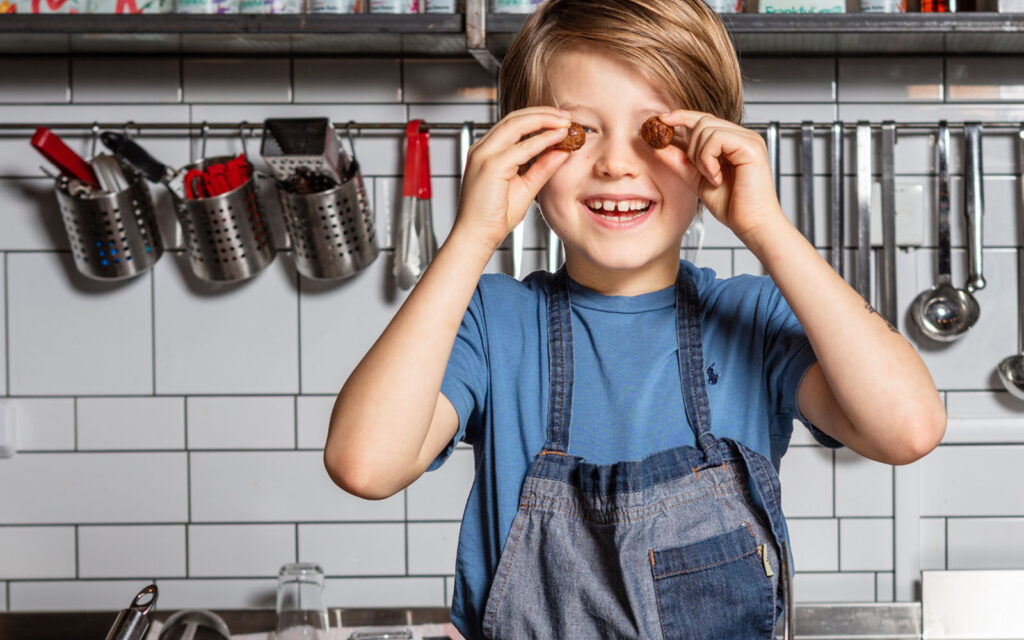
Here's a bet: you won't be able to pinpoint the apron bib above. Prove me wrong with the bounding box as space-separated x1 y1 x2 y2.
480 265 793 640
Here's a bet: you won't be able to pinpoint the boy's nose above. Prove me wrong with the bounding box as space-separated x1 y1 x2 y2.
593 134 644 179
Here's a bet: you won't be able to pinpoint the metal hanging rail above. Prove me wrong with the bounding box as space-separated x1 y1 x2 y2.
3 120 1024 136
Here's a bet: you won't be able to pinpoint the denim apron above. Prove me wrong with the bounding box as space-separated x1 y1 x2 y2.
479 265 794 640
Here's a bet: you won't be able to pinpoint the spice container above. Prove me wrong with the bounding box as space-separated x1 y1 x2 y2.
861 0 905 11
704 0 744 12
177 0 237 13
490 0 542 12
86 0 172 12
238 0 301 13
308 0 359 12
0 0 80 12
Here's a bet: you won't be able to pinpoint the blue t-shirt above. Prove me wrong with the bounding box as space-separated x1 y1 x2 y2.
432 260 839 640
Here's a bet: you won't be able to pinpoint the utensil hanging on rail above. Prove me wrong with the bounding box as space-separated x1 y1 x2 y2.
395 119 436 290
963 121 986 293
855 121 872 302
799 121 815 244
878 121 898 327
830 121 845 278
997 125 1024 400
911 120 980 341
766 121 780 200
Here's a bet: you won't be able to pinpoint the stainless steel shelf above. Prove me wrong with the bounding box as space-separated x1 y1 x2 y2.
3 12 1024 56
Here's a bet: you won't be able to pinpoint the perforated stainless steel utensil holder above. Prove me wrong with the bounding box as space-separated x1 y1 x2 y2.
54 169 163 281
276 160 378 280
172 155 276 283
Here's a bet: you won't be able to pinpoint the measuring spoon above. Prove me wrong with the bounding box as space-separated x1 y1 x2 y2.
911 121 980 341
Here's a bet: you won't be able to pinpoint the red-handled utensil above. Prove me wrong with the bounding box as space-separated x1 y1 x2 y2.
31 127 100 188
416 126 437 262
395 120 424 289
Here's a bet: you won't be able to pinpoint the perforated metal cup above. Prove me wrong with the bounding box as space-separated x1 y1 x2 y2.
276 159 378 280
54 168 163 281
171 155 276 283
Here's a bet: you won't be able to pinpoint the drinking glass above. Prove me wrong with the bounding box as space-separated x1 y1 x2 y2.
276 562 329 640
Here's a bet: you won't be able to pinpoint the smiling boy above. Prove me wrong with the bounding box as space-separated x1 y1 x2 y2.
325 1 946 638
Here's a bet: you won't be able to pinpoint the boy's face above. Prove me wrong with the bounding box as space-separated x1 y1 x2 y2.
537 45 699 291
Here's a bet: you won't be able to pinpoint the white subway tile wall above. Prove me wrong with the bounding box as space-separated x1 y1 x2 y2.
0 52 1022 613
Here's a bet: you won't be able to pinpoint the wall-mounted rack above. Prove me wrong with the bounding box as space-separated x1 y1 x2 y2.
3 120 1024 136
3 8 1024 60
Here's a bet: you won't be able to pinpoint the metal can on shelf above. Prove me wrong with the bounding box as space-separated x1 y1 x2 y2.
369 0 415 11
308 0 359 11
860 0 905 11
238 0 301 12
704 0 744 12
0 0 80 12
177 0 236 13
86 0 172 12
490 0 541 12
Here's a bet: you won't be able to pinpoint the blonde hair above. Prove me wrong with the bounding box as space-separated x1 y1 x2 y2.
499 0 744 125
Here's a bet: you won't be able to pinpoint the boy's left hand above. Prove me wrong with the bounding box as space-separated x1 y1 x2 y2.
654 110 785 243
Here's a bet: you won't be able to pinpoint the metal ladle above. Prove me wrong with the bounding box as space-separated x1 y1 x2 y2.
997 125 1024 400
911 121 980 341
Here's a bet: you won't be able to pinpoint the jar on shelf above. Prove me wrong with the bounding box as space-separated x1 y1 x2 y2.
490 0 542 12
861 0 906 11
87 0 172 12
238 0 301 12
705 0 744 12
177 0 237 13
308 0 359 11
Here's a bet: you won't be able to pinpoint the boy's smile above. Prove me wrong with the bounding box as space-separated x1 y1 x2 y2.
537 45 700 296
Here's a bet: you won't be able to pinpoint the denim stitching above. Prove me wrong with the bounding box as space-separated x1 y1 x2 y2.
481 502 532 639
652 547 757 579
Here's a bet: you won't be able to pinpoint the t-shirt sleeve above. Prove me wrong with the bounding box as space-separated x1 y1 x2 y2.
428 284 489 471
762 281 843 449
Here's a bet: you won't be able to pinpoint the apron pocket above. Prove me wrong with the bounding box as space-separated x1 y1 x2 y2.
650 525 775 640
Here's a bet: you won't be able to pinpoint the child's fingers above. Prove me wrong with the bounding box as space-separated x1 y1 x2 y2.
517 145 571 200
690 126 725 185
499 127 571 171
474 108 571 153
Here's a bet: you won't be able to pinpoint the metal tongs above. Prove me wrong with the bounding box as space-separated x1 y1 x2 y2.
395 119 437 290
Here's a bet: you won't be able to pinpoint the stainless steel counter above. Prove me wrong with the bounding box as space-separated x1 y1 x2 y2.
0 603 922 640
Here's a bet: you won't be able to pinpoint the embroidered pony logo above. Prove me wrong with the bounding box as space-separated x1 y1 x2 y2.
706 363 718 385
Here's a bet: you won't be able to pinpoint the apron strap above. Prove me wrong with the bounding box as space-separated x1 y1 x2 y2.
544 266 575 453
674 267 717 455
543 263 717 457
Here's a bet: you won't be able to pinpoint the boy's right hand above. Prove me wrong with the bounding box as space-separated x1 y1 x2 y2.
454 107 573 252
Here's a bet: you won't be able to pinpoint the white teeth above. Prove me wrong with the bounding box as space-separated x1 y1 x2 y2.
584 199 652 212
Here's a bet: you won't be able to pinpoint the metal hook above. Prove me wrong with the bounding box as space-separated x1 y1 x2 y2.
123 120 140 139
90 122 100 158
239 121 249 158
344 120 359 164
200 121 210 160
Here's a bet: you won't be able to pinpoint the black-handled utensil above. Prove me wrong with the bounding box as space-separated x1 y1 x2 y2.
100 131 170 183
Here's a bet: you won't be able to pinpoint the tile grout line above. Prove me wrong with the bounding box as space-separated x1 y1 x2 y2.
185 396 191 579
151 269 157 396
4 252 8 397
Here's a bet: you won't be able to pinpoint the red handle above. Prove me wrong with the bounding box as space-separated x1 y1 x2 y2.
402 120 422 199
31 127 99 188
417 130 431 200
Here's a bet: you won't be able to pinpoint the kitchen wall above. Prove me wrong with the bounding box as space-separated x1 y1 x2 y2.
0 52 1023 614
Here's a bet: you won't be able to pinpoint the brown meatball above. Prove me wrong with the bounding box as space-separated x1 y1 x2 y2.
552 122 586 151
641 116 674 149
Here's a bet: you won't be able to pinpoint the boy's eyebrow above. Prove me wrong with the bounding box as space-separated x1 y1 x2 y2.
559 104 668 117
